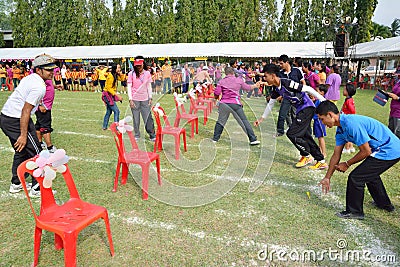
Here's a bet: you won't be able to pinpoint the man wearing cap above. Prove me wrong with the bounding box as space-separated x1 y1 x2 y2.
0 54 57 197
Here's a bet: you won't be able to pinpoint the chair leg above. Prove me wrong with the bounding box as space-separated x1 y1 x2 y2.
112 162 121 192
141 165 149 200
156 158 162 185
182 131 187 152
174 117 180 128
102 211 115 256
174 135 180 160
190 121 195 138
195 119 199 134
121 163 129 185
55 233 63 250
63 233 78 267
33 226 42 267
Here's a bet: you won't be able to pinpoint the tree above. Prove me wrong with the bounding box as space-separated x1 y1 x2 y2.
135 0 157 44
260 0 278 41
307 0 324 41
175 0 193 43
370 22 392 41
354 0 378 43
111 0 125 45
202 0 221 42
277 0 293 41
11 0 38 47
292 0 309 41
390 18 400 37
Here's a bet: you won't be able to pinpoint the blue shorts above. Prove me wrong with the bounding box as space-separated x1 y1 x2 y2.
79 79 86 85
313 118 326 138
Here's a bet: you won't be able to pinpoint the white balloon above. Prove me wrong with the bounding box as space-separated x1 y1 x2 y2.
44 166 56 180
26 161 38 170
55 165 67 173
125 116 132 123
33 168 43 178
43 177 52 188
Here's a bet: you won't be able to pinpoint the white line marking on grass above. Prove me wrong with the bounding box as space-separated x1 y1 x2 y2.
56 108 104 113
54 117 100 123
55 131 111 139
0 191 26 200
68 156 113 164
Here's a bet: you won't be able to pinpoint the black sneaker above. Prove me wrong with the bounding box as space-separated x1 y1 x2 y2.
370 201 395 212
336 211 365 220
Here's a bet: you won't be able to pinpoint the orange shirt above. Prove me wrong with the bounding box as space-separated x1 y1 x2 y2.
78 70 87 79
54 74 62 81
71 70 79 80
12 68 20 79
91 73 98 81
66 71 72 79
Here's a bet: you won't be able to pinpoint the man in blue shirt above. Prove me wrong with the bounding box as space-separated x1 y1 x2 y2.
317 101 400 219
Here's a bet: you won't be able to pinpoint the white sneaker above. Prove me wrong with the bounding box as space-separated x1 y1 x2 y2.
48 146 57 153
9 183 23 193
349 147 356 153
342 148 350 154
29 186 57 198
40 142 47 150
250 140 260 145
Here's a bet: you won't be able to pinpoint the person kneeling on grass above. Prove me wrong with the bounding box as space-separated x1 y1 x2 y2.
254 64 327 169
317 101 400 220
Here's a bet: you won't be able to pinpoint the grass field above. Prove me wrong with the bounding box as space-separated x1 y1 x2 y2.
0 88 398 266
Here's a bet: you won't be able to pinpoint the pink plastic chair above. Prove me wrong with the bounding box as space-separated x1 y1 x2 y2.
17 158 115 267
173 96 199 138
110 122 161 200
153 105 187 160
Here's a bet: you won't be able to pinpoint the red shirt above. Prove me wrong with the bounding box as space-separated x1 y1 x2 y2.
341 97 356 114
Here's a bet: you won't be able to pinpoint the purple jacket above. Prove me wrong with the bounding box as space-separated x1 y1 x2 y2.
215 74 252 105
390 80 400 118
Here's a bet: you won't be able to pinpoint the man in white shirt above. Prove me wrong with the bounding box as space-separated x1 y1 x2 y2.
0 54 57 197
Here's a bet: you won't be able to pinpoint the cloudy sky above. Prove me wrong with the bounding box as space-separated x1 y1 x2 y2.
372 0 399 26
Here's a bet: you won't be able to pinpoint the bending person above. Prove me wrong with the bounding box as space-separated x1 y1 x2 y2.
317 101 400 219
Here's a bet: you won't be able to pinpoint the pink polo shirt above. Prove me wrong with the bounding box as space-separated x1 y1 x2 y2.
127 70 152 101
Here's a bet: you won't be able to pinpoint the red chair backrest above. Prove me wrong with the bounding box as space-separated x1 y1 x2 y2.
152 105 171 131
110 122 141 157
17 159 80 218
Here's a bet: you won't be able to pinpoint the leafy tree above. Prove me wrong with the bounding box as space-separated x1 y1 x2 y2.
323 0 339 42
260 0 278 41
277 0 293 41
123 0 139 44
308 0 325 41
240 0 262 42
11 0 38 47
292 0 309 41
111 0 125 45
202 0 221 42
175 0 193 43
370 22 392 40
390 18 400 37
190 1 204 42
157 0 176 43
354 0 377 43
135 0 157 44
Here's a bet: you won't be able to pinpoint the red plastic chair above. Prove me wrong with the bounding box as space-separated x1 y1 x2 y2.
110 122 161 200
173 96 199 138
152 104 187 160
188 94 208 125
17 158 115 267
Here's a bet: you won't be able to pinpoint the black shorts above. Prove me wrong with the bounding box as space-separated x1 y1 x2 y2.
93 80 99 86
67 78 72 84
73 80 79 85
79 79 86 85
35 110 53 133
121 81 127 87
55 80 61 85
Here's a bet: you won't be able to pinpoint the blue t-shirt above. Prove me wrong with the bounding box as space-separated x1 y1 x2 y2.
336 114 400 160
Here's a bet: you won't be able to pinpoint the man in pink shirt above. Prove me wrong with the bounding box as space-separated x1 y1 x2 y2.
127 56 156 141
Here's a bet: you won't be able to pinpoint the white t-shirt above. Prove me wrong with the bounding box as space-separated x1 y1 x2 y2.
1 73 46 118
61 67 67 79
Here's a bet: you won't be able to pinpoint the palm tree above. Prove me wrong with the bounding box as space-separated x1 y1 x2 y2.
370 22 392 40
390 18 400 37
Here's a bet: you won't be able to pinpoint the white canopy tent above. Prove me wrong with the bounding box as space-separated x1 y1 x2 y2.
0 42 334 61
349 36 400 59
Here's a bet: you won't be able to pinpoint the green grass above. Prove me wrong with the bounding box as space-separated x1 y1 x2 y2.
0 88 398 266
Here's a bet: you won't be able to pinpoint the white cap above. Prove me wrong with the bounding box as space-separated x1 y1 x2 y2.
32 54 57 69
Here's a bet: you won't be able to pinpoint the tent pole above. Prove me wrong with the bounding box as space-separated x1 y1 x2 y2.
374 57 379 87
